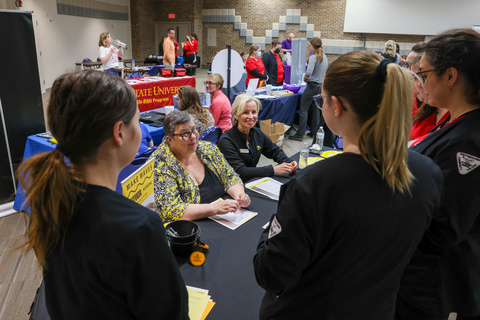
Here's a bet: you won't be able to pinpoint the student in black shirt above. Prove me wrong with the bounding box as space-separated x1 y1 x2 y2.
397 28 480 320
17 70 188 319
253 51 443 320
218 94 297 182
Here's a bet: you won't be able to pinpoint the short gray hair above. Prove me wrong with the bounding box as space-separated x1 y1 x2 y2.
163 110 192 137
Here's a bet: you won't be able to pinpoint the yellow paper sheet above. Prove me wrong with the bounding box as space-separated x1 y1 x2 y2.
307 157 324 166
187 287 211 320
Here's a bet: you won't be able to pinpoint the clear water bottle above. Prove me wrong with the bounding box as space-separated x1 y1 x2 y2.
299 142 309 169
205 89 211 107
316 126 325 149
131 58 135 70
114 39 127 48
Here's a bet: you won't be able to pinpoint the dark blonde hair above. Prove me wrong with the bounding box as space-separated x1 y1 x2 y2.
98 32 110 47
17 70 137 267
178 86 211 125
207 73 224 89
249 44 260 56
231 94 262 126
323 51 414 193
309 37 324 64
384 40 396 58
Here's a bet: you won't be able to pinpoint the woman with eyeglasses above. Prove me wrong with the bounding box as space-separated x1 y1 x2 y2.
205 73 233 133
177 85 214 136
17 70 188 319
396 29 480 320
150 110 250 222
253 51 443 319
409 51 449 141
218 94 297 182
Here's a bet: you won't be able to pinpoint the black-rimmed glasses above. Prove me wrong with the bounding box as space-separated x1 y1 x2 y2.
416 69 439 83
204 81 216 86
173 128 199 141
313 94 347 111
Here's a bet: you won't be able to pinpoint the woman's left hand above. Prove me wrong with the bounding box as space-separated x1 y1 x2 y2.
236 193 251 208
290 161 299 172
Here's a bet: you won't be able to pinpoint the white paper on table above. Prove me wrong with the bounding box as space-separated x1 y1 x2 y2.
186 286 209 295
246 78 259 95
245 177 283 201
255 94 277 99
208 198 258 230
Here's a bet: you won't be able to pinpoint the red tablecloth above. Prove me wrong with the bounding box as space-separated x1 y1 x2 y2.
126 76 196 112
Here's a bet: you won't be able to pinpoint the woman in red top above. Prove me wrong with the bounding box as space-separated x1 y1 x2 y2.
246 44 268 88
183 35 196 76
190 33 199 75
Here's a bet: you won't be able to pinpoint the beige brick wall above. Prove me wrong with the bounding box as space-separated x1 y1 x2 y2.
131 0 426 65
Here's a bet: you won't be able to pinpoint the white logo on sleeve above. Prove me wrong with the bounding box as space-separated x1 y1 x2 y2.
268 215 282 239
457 152 480 175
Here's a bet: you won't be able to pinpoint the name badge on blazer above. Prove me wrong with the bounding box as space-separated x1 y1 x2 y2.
240 148 249 153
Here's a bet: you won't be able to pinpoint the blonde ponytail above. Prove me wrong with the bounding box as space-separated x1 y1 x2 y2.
323 51 414 194
358 63 414 194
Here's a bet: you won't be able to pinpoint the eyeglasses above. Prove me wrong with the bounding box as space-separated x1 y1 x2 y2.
204 81 216 86
416 69 439 83
313 94 347 111
173 128 199 141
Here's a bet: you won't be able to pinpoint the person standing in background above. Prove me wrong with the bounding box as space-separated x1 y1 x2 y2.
190 33 199 75
240 52 248 69
245 44 268 88
98 32 123 76
281 33 294 54
262 40 284 86
289 37 332 145
381 40 398 64
159 36 166 56
183 35 195 76
163 28 176 71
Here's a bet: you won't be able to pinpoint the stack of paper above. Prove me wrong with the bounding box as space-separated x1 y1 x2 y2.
245 177 283 201
187 286 215 320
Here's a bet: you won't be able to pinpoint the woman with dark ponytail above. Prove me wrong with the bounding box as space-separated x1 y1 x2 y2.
397 28 480 320
17 70 188 319
254 51 443 319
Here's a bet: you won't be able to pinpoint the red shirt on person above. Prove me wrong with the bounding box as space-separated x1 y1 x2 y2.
275 53 284 83
246 56 266 88
183 41 195 55
192 39 198 53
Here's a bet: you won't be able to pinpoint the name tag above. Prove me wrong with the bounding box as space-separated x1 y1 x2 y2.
240 148 249 153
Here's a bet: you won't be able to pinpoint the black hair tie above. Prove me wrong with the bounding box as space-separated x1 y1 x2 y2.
56 144 70 157
376 59 392 83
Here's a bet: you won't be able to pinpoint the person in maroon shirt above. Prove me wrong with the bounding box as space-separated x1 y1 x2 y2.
262 40 284 86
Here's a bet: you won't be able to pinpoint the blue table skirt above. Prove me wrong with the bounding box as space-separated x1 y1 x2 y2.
13 122 165 211
233 87 304 126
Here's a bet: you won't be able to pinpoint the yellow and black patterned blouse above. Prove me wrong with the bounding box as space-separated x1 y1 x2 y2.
150 140 243 222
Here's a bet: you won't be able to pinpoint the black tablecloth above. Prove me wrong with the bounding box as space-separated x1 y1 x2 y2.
176 173 292 320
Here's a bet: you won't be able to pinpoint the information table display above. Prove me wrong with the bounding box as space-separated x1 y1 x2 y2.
126 76 196 112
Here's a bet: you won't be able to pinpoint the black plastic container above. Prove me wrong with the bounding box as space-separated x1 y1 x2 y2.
165 220 200 256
